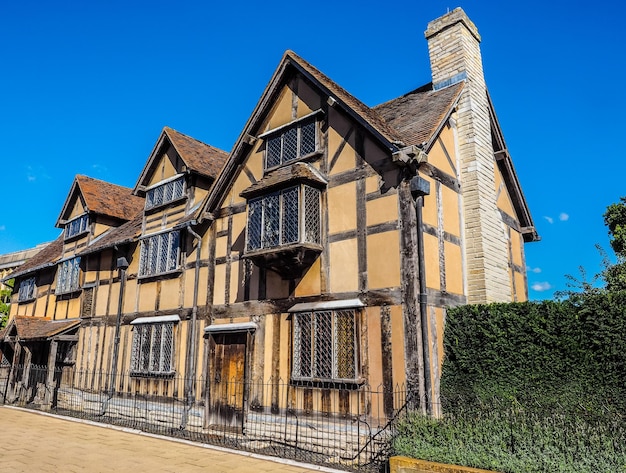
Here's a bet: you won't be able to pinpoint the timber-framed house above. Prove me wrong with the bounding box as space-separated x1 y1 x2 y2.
1 7 538 459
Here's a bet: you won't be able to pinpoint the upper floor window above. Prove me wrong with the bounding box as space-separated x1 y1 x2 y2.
292 308 358 382
18 277 36 302
145 175 185 210
56 257 81 294
263 115 319 171
138 231 180 277
65 214 89 239
130 318 176 376
246 185 321 252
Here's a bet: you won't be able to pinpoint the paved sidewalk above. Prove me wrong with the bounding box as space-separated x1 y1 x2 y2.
0 406 341 472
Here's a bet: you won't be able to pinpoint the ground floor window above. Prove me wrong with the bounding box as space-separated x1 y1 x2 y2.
130 320 176 376
292 309 358 382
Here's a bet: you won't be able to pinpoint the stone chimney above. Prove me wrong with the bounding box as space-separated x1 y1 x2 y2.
425 8 511 303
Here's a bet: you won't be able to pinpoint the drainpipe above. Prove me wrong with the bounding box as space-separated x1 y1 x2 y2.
180 224 201 429
108 255 129 403
411 176 433 415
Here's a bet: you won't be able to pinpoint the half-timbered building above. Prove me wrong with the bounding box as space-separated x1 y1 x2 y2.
1 7 537 455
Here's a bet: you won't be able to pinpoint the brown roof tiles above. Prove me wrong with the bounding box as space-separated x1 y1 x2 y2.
75 175 145 222
12 316 80 341
164 127 229 179
6 235 64 280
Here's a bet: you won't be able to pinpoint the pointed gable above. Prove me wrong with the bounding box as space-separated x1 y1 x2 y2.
134 127 228 193
56 175 144 226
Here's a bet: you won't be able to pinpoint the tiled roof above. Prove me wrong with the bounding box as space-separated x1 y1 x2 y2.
76 175 145 221
12 316 80 341
374 82 465 148
240 162 327 198
164 127 229 179
5 235 64 280
79 213 143 256
284 51 403 146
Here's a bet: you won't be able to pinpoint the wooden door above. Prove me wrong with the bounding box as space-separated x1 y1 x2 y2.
207 332 248 431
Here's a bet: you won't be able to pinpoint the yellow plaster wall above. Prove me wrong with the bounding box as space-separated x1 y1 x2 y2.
365 176 380 194
327 114 356 176
442 185 461 236
138 283 157 312
68 195 86 219
123 279 137 313
265 86 293 132
390 305 406 388
94 284 110 317
328 182 357 234
511 229 523 267
229 260 240 304
366 195 398 227
495 166 516 217
265 270 290 300
147 153 177 187
296 77 321 117
422 178 438 228
427 124 457 177
444 241 464 295
329 239 358 293
159 279 181 311
367 232 401 290
514 271 527 302
67 297 81 319
262 315 274 383
294 258 321 297
213 264 226 305
424 233 441 291
365 306 383 390
230 168 253 207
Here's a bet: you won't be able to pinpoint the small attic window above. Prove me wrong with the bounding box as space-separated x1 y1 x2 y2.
145 175 185 210
261 111 322 171
65 214 90 240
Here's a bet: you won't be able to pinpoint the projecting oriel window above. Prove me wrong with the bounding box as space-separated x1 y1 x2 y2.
246 185 321 252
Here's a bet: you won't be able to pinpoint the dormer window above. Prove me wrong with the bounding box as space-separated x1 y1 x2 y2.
261 111 321 171
145 175 185 210
65 214 89 239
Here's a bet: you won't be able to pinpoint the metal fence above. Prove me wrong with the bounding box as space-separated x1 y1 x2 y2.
0 364 409 472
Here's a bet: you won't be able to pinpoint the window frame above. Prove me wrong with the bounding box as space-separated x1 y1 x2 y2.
138 230 181 278
291 308 360 384
245 184 321 252
144 174 186 211
130 316 178 377
64 214 90 240
17 276 36 302
261 112 321 172
55 257 81 295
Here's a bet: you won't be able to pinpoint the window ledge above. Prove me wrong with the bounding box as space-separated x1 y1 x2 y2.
55 289 82 298
64 230 90 242
144 195 188 213
240 161 326 199
244 242 322 279
290 377 366 389
17 297 36 304
130 371 176 379
137 268 182 282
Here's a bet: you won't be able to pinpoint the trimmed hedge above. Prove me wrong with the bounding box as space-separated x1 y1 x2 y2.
393 293 626 472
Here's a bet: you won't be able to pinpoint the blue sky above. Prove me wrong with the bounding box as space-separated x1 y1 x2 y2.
1 0 624 300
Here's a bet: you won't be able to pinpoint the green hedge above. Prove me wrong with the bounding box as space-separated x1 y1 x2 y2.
393 293 626 472
441 295 626 408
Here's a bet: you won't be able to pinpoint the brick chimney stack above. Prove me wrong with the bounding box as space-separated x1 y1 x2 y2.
425 8 511 303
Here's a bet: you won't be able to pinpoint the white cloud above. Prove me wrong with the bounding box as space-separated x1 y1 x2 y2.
559 213 569 221
26 165 51 182
527 267 542 274
543 216 554 224
531 282 552 292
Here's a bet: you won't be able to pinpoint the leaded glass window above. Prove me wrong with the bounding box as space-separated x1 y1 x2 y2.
292 309 358 381
56 257 81 294
18 277 36 302
265 119 318 170
65 214 90 239
246 185 321 252
145 176 185 210
130 322 175 376
139 231 180 277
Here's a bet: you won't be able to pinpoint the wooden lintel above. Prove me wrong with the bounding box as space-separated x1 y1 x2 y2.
52 334 79 342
